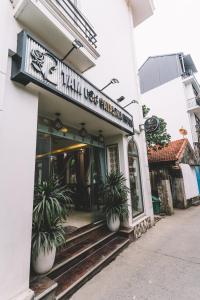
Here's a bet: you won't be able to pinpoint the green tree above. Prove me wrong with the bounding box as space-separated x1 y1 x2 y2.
142 105 171 149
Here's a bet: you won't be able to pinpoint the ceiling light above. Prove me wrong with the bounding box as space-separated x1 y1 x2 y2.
79 123 87 138
60 127 68 134
98 130 104 143
53 113 68 133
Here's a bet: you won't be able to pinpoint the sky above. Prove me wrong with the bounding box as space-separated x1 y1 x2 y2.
135 0 200 80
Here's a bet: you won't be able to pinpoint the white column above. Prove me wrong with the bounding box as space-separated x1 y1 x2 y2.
0 58 38 300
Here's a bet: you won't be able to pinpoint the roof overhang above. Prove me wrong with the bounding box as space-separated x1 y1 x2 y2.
129 0 155 27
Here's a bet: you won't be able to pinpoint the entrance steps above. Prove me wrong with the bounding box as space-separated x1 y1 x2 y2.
30 222 129 299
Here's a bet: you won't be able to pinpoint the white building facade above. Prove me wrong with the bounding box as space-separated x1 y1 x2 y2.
139 53 200 204
139 53 200 148
1 1 154 299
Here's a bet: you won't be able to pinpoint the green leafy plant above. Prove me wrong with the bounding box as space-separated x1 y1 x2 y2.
32 177 73 260
102 172 129 221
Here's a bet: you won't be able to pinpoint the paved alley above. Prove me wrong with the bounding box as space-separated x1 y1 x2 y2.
72 207 200 300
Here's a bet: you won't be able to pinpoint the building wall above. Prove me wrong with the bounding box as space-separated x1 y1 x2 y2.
0 59 38 300
81 0 153 221
139 54 183 94
81 0 142 131
0 1 154 299
141 77 193 144
180 164 199 199
183 81 199 143
0 2 38 300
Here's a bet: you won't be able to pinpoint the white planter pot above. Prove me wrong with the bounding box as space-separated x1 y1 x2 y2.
107 214 120 232
32 245 56 274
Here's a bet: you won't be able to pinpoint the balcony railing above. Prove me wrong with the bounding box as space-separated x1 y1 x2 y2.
55 0 97 48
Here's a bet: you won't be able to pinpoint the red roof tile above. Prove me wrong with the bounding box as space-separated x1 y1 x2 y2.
148 139 188 163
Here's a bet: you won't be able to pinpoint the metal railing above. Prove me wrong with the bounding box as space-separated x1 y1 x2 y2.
55 0 97 48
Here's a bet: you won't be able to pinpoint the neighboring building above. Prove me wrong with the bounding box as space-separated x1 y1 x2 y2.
138 53 200 158
1 1 155 299
148 139 200 215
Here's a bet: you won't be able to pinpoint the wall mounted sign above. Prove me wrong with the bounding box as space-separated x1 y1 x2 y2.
11 31 133 133
144 117 160 133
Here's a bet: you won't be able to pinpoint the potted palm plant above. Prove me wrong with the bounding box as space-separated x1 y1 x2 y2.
102 172 129 232
32 177 72 274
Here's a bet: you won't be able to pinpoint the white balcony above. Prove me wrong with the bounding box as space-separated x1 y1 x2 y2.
12 0 100 73
187 96 200 112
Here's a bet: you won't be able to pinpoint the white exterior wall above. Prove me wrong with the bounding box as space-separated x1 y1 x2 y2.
0 63 38 300
81 0 141 131
0 2 38 300
141 77 194 145
180 164 199 199
81 0 153 222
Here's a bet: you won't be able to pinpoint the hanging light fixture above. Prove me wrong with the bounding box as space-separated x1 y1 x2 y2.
123 99 139 108
53 113 68 133
98 130 104 143
62 39 83 61
79 123 87 138
100 78 119 91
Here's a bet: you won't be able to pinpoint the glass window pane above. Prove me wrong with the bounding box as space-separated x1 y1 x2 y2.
128 139 144 218
128 139 138 156
107 144 119 173
35 133 51 184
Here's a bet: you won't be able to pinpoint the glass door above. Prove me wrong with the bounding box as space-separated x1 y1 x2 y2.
35 132 106 219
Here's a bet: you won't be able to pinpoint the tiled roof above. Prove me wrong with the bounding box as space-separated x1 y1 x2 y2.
148 139 188 163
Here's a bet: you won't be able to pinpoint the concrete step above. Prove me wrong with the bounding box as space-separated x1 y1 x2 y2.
51 236 129 300
49 227 116 276
62 221 105 249
30 277 57 300
30 223 130 299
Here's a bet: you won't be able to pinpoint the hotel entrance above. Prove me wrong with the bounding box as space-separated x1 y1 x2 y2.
35 128 106 229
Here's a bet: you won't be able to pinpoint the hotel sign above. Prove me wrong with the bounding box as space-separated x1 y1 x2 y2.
144 117 160 133
11 31 133 133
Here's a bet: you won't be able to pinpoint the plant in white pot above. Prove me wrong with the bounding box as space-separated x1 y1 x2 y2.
32 177 72 274
102 172 129 232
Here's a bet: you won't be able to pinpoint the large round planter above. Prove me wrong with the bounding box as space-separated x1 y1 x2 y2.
32 245 56 274
107 214 120 232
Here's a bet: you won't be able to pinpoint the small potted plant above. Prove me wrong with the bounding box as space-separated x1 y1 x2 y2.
31 177 72 274
102 172 129 232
